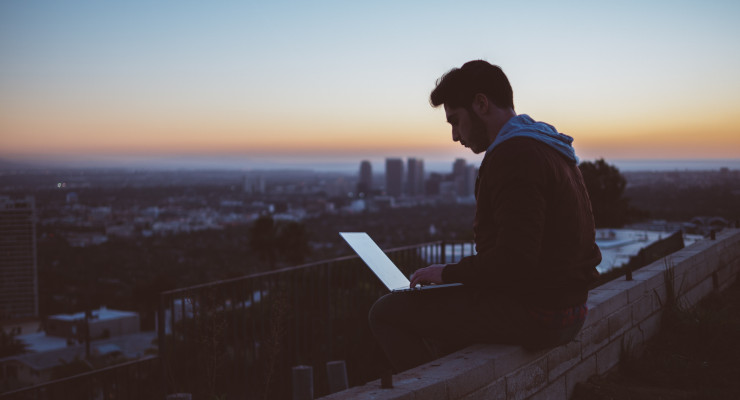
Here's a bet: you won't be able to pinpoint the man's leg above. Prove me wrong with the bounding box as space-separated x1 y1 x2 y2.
368 287 529 372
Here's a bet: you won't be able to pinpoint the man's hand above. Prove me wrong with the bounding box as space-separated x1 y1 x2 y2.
409 264 445 288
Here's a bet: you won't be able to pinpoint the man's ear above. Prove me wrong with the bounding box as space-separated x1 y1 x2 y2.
472 93 489 115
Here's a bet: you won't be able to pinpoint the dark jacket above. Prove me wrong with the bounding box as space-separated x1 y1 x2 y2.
442 137 602 309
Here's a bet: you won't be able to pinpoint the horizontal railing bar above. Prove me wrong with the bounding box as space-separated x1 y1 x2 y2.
161 240 456 296
1 355 160 397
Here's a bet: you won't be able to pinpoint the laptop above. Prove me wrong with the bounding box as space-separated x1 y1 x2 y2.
339 232 462 292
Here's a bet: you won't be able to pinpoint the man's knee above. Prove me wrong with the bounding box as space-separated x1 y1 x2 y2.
368 293 395 329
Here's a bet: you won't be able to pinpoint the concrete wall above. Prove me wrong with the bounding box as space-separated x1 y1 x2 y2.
323 229 740 400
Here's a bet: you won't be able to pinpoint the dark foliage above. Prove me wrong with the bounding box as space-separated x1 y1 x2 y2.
579 159 633 228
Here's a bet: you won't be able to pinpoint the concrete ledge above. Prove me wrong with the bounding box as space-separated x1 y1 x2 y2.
322 229 740 400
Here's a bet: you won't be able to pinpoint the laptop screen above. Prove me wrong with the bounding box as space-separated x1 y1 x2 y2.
339 232 410 291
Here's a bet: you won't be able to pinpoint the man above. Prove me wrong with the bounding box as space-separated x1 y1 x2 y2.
369 60 602 373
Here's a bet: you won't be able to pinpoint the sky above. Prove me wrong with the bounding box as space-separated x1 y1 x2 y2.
1 0 739 171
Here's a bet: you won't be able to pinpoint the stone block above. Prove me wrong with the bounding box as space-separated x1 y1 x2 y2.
652 282 669 310
681 276 714 309
608 305 631 341
641 258 668 272
630 293 655 324
645 252 698 278
622 326 645 360
505 357 548 400
465 344 541 379
390 375 447 400
395 347 496 399
584 289 627 327
599 279 646 304
596 338 623 375
685 260 715 292
547 340 581 382
527 376 566 400
565 355 596 399
704 247 720 265
638 311 662 342
629 268 664 292
718 270 738 293
459 377 505 400
320 379 414 400
731 256 740 275
668 257 695 280
580 318 609 359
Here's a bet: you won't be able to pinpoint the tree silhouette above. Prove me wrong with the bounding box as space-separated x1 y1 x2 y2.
276 221 311 265
0 330 27 358
249 215 278 269
579 159 630 228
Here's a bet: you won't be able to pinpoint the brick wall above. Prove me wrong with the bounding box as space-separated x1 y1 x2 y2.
322 229 740 400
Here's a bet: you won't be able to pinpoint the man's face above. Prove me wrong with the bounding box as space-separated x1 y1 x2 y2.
444 104 490 154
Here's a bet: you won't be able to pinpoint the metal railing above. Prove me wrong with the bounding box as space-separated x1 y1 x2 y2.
1 356 162 400
157 240 475 399
2 240 474 400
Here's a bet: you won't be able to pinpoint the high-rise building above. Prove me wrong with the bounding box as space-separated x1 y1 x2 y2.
452 159 474 197
244 175 266 194
453 158 467 178
0 196 38 320
385 158 404 197
465 165 478 197
358 160 373 195
406 158 425 196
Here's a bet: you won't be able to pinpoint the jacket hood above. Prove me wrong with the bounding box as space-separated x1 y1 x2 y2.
486 114 578 163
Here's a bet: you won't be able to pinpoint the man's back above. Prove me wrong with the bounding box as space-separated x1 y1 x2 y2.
442 136 601 308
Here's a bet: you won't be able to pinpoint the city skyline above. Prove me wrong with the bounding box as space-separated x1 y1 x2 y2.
2 1 739 168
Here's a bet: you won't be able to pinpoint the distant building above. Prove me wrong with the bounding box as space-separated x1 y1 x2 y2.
452 159 476 197
385 158 404 197
425 172 443 196
45 306 140 342
357 160 373 195
244 175 266 194
3 331 155 387
407 158 425 196
0 196 38 320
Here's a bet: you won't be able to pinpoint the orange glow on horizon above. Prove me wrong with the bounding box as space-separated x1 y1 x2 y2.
2 100 739 161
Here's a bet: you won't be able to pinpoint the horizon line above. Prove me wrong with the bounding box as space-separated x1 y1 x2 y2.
2 156 740 174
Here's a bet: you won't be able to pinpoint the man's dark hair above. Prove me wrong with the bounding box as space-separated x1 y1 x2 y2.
430 60 514 110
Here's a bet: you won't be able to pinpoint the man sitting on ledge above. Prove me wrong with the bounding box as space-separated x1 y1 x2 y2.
369 60 602 373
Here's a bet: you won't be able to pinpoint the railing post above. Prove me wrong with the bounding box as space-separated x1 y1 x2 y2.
326 360 349 394
380 370 393 389
326 263 333 360
292 365 313 400
440 241 447 264
158 292 168 396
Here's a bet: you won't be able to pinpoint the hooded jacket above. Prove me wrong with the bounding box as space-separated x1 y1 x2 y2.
442 115 602 309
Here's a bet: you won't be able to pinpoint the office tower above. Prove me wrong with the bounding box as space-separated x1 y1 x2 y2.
357 160 373 195
465 165 478 197
406 158 425 196
425 172 443 196
0 196 38 320
452 159 473 197
244 175 266 194
385 158 404 197
452 158 467 178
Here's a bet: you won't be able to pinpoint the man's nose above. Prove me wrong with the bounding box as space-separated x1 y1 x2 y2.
452 129 459 142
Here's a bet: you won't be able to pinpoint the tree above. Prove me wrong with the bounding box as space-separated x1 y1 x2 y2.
249 215 278 269
579 159 631 228
0 330 27 358
276 221 311 265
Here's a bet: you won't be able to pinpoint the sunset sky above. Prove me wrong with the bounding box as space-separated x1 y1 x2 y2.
1 0 739 170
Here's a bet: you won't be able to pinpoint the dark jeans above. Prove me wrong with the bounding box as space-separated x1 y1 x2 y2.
368 286 584 372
